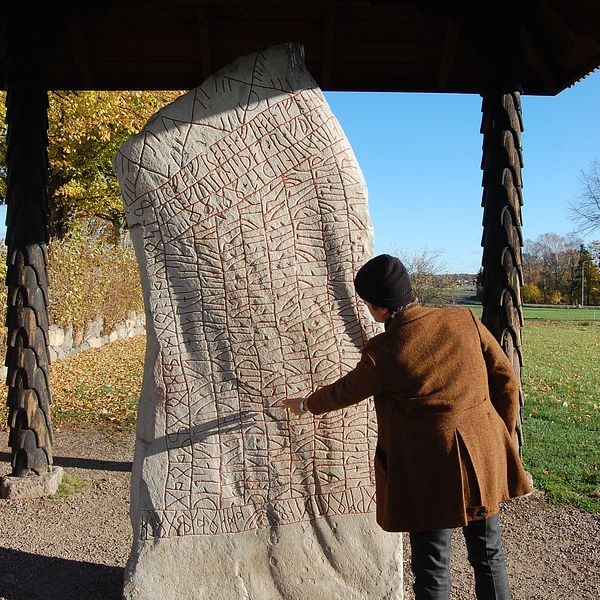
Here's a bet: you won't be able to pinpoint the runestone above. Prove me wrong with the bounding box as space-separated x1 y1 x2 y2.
114 43 402 600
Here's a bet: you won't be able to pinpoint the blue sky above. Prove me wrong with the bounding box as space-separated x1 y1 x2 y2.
325 69 600 273
1 69 598 273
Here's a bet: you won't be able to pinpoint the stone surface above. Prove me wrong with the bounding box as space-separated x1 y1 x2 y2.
0 466 64 499
63 325 74 351
48 324 65 347
48 347 59 364
88 337 103 349
114 43 402 600
85 317 104 339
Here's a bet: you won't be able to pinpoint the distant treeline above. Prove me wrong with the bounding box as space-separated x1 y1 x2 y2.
521 233 599 305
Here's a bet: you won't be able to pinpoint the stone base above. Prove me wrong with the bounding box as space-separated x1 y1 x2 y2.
123 513 403 600
0 466 64 499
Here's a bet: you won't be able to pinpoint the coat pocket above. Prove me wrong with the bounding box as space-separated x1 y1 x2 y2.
455 429 483 510
456 410 512 509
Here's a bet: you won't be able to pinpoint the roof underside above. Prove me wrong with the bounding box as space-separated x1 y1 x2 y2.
1 0 599 95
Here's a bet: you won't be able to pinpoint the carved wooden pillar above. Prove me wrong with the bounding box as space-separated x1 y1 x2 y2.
4 17 55 477
480 91 525 447
478 9 525 450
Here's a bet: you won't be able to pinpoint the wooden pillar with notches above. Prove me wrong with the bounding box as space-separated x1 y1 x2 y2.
3 11 56 482
477 4 526 452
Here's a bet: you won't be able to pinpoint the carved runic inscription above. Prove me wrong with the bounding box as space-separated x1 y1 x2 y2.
115 45 378 539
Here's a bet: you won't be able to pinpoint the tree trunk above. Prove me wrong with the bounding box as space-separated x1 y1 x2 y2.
480 90 525 450
4 16 55 477
111 212 131 248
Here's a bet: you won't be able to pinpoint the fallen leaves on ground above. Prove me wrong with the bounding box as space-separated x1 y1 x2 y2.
0 336 146 431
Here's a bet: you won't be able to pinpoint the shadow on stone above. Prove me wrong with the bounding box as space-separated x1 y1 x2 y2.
0 547 123 600
144 411 259 458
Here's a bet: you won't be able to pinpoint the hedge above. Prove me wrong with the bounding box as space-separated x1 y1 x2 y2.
0 236 144 357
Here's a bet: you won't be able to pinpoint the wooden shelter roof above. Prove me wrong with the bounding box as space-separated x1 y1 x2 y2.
1 0 600 95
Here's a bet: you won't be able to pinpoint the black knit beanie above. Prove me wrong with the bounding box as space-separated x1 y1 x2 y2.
354 254 414 309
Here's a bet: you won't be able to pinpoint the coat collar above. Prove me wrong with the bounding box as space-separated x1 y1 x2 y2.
384 304 435 331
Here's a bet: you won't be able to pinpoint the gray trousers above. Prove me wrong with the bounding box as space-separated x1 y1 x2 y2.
409 514 511 600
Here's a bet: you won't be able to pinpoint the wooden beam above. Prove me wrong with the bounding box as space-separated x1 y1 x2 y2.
519 21 558 94
69 16 93 89
0 19 7 89
437 17 460 90
197 4 212 82
321 6 335 89
538 0 600 52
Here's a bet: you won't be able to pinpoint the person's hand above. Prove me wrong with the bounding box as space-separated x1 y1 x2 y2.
282 397 308 416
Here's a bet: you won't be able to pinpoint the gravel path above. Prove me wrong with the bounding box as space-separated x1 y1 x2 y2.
0 428 598 600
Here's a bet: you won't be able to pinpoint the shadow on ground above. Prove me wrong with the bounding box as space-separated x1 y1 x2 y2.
0 548 123 600
0 452 132 473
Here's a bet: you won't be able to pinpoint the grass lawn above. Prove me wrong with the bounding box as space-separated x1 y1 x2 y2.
466 304 599 322
521 306 599 321
0 320 598 513
521 321 599 513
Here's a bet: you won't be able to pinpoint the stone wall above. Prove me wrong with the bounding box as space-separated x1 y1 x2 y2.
46 311 146 363
0 311 145 380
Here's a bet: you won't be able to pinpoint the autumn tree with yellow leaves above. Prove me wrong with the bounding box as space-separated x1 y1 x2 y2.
0 90 183 242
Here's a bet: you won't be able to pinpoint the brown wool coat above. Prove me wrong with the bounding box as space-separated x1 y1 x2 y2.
305 305 532 533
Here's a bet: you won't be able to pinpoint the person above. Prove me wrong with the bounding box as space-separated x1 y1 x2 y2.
282 254 532 600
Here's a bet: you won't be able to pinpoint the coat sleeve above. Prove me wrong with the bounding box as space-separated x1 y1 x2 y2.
305 349 383 415
469 312 520 437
